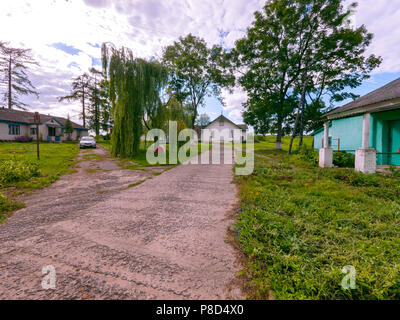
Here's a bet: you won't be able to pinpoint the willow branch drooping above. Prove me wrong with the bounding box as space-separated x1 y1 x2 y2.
101 43 168 158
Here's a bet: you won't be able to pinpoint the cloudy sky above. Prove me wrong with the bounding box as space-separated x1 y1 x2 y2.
1 0 400 125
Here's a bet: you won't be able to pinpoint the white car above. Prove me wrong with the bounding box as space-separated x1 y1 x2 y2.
79 136 96 149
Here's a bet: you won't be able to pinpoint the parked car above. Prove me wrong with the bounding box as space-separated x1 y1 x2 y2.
79 136 96 149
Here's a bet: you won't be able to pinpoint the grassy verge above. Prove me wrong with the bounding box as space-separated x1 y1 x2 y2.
235 148 400 300
0 142 79 221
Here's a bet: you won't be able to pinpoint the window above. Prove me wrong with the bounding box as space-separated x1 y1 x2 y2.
8 125 20 135
219 118 224 126
30 127 37 135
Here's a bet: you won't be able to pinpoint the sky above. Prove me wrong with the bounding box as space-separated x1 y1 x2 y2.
1 0 400 126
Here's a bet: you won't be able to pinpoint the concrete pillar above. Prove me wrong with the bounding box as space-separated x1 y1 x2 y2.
319 121 333 168
355 113 376 174
323 122 329 148
362 113 370 149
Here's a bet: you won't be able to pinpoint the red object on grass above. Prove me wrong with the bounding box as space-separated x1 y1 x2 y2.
155 146 165 154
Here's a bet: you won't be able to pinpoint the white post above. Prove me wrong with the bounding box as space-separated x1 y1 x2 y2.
319 121 333 168
362 113 370 149
355 113 376 174
323 121 329 148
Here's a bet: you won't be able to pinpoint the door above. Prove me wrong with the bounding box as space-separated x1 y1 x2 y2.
389 120 400 165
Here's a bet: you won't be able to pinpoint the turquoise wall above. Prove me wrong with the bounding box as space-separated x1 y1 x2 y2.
313 115 363 152
313 110 400 165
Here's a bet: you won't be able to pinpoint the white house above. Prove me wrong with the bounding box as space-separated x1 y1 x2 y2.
0 108 89 142
197 115 248 142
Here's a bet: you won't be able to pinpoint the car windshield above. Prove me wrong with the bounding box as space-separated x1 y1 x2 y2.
81 137 94 141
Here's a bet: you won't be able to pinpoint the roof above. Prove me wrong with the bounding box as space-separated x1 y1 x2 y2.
205 114 248 130
0 108 87 130
325 77 400 119
311 127 324 136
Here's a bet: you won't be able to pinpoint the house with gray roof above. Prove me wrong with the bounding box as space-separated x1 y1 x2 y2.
197 114 248 142
0 108 89 142
313 77 400 173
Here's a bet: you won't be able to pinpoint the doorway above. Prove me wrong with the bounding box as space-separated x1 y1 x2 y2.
388 120 400 165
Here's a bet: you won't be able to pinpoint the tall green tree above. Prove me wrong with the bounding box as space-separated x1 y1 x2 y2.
234 0 381 150
101 43 168 157
64 114 73 141
162 34 234 128
59 73 90 128
196 113 211 127
87 67 103 136
0 43 39 109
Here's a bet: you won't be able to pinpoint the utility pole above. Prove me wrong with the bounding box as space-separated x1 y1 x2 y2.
34 112 40 160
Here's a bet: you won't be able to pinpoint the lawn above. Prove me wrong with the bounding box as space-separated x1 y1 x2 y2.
234 146 400 300
252 135 314 151
0 142 79 222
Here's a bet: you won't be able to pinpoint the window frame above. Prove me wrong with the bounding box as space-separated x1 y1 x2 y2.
8 125 21 136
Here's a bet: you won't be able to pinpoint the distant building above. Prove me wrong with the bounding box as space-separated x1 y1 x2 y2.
313 77 400 173
197 114 248 142
0 108 89 142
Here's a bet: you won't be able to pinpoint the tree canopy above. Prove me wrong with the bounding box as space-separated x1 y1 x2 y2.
162 34 234 128
101 43 169 157
59 73 91 128
234 0 381 149
0 42 39 109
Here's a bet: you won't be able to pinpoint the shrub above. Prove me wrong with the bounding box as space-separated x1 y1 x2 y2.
330 169 381 187
0 159 40 185
0 192 23 217
255 135 266 142
15 136 32 143
333 151 355 168
297 145 318 166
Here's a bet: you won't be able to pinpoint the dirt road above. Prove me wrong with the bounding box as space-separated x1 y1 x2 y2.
0 146 242 299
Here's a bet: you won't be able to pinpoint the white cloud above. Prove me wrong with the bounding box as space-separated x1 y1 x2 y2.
0 0 399 125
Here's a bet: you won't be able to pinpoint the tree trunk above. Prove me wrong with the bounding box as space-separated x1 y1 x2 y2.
82 89 86 128
8 56 12 109
288 109 301 154
276 116 283 150
288 60 309 154
191 106 197 129
298 102 305 149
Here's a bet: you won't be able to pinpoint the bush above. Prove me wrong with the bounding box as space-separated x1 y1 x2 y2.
330 169 381 187
255 135 266 142
0 159 40 185
102 134 111 141
15 136 32 143
297 145 318 166
0 192 23 217
333 151 355 168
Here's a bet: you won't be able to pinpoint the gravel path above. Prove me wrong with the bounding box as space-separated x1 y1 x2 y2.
0 145 242 299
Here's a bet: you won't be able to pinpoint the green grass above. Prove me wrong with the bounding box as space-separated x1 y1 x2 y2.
253 135 314 151
235 148 400 300
0 142 79 221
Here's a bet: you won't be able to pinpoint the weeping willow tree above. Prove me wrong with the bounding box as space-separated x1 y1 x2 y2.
101 43 168 157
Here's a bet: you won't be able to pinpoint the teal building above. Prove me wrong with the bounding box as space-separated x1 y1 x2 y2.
313 77 400 168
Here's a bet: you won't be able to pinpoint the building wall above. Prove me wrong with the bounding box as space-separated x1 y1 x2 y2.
371 110 400 165
0 122 29 140
202 119 246 142
314 110 400 165
313 115 364 152
0 122 88 141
